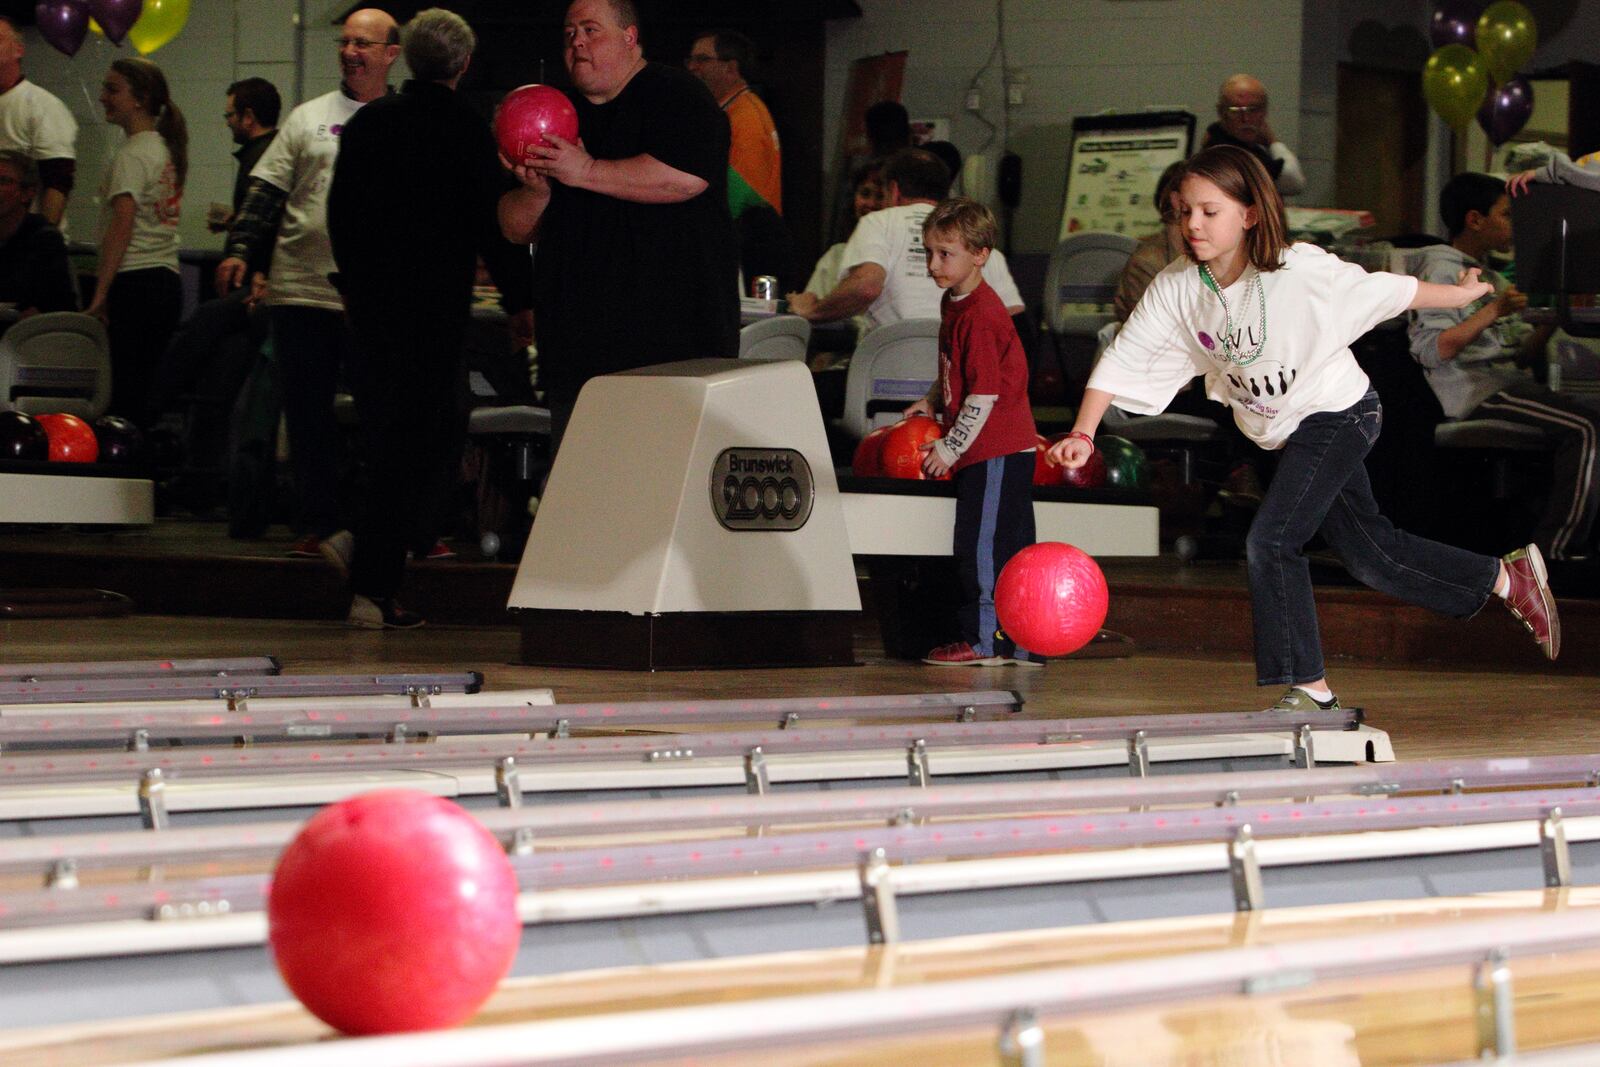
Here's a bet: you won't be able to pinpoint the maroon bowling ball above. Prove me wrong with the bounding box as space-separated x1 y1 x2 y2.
0 410 48 461
92 415 144 464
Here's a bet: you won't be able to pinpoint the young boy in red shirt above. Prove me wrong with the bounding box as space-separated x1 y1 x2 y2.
904 197 1041 666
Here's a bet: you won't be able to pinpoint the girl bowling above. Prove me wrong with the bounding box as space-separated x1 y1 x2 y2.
1048 145 1560 712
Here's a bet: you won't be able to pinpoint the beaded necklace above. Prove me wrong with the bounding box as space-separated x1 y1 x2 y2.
1199 262 1268 366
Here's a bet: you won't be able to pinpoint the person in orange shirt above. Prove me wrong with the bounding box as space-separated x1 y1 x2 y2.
686 28 780 213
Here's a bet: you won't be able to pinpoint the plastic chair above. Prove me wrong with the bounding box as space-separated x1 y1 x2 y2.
738 314 810 362
839 317 941 442
1042 232 1138 394
0 312 111 419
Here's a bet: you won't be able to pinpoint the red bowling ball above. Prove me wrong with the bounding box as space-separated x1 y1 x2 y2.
268 790 521 1035
494 84 579 163
34 412 98 463
995 541 1109 657
1031 435 1057 486
851 423 894 477
879 415 948 480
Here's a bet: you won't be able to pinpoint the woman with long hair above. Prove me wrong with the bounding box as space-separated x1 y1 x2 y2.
88 56 187 422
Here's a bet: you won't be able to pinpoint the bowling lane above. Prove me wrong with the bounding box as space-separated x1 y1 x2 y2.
7 889 1600 1065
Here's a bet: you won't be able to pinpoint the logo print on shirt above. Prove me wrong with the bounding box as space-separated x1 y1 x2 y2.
1197 331 1215 351
1226 367 1296 399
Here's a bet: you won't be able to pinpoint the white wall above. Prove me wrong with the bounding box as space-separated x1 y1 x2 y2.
20 0 379 249
824 0 1304 255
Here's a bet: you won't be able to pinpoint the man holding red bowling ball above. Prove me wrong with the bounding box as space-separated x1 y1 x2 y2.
498 0 739 454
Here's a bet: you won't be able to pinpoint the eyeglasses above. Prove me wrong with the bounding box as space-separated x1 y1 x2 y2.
1222 104 1266 115
339 37 388 50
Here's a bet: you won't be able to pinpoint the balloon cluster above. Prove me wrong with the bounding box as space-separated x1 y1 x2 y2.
1422 1 1538 146
35 0 190 57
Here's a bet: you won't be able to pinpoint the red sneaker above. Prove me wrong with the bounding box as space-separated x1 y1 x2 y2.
412 540 457 561
921 641 1007 667
1502 543 1560 660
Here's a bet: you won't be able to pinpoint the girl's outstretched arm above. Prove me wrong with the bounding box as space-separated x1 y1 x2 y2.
1410 267 1493 310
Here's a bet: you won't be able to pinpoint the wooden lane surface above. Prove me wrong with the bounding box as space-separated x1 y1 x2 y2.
7 889 1600 1065
0 614 1595 763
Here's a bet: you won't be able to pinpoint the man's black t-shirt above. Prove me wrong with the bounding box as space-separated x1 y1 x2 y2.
533 63 740 405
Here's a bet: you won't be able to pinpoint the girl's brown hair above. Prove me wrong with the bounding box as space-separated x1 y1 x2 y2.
111 57 187 190
1175 144 1289 272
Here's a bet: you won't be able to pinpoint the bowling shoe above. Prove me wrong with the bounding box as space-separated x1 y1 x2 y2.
922 642 1008 667
1266 687 1341 713
348 594 424 630
1501 543 1560 660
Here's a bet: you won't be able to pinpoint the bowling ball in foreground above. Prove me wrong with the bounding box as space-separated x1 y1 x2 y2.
494 84 579 162
995 541 1109 657
92 415 144 464
268 790 521 1035
852 423 894 477
34 412 98 463
1097 434 1149 490
0 410 47 460
879 415 949 480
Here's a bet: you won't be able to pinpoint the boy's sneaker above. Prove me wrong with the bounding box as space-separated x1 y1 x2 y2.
1502 543 1560 660
412 540 457 561
286 535 322 558
922 641 1007 667
347 594 424 630
1267 687 1341 713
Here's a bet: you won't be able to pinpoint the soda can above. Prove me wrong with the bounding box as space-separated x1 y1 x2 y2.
753 276 778 301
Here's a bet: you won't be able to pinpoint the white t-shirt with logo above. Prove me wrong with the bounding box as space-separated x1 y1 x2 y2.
99 130 179 274
1090 243 1417 449
0 79 78 222
250 90 366 310
840 202 1024 330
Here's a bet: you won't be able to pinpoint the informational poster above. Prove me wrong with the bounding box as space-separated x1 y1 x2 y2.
1059 112 1195 241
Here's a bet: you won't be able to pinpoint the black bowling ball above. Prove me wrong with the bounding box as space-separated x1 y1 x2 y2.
0 410 47 461
92 415 145 464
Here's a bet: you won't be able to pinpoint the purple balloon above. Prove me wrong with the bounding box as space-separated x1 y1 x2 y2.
1477 76 1534 147
88 0 142 45
1430 0 1482 48
34 0 89 57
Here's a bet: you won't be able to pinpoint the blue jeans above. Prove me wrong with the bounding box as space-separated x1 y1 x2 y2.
1246 390 1497 686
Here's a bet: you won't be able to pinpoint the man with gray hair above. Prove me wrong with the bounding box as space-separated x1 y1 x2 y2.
328 7 533 629
0 148 74 318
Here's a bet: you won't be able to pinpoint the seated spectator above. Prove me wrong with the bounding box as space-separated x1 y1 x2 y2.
1507 150 1600 196
1113 161 1187 323
1408 171 1600 560
786 147 1024 330
805 158 884 300
0 149 75 320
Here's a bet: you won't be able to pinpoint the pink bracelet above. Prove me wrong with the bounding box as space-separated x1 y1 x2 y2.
1067 431 1094 446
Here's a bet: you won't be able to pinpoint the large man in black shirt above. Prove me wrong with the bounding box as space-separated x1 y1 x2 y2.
328 7 533 629
499 0 739 441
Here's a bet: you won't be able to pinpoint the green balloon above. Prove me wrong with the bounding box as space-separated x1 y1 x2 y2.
1423 44 1489 130
128 0 190 55
1477 1 1538 85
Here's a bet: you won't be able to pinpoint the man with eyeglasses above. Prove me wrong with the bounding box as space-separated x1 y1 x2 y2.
0 149 74 321
1200 74 1305 196
212 77 280 234
215 8 400 565
686 28 780 214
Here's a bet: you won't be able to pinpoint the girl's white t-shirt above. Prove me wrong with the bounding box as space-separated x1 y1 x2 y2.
99 129 179 274
1089 242 1418 449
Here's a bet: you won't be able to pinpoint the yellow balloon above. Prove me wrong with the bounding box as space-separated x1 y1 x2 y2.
1476 0 1538 85
127 0 189 55
1422 44 1488 130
